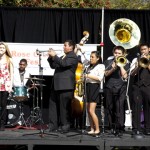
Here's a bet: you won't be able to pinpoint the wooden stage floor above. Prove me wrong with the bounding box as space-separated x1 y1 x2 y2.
0 125 150 150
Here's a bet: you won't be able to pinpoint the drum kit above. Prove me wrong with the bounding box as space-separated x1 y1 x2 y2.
6 77 46 128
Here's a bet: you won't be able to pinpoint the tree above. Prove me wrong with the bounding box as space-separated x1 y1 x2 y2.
0 0 150 9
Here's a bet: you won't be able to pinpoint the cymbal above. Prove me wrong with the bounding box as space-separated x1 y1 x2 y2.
31 84 46 86
25 77 45 81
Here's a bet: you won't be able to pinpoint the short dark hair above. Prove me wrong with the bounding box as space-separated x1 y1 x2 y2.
113 46 126 54
139 43 149 49
65 40 76 50
20 59 27 65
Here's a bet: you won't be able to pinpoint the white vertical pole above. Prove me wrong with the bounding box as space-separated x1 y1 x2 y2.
101 7 104 62
100 7 104 90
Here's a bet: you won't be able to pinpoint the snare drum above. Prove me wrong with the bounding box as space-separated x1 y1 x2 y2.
13 86 28 102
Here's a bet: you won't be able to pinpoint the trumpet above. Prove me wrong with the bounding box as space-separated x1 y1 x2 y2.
139 54 150 68
115 55 127 67
36 49 62 55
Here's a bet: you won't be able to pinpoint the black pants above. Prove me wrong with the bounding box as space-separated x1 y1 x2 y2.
0 91 8 126
49 90 74 128
132 85 150 131
105 85 126 129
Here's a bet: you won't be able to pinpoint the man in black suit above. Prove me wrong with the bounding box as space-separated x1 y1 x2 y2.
47 40 78 133
130 43 150 135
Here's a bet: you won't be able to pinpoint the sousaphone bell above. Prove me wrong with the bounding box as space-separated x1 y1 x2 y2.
109 18 141 49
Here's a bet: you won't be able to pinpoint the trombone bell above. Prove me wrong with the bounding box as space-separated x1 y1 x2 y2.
109 18 141 49
139 57 150 68
116 56 127 67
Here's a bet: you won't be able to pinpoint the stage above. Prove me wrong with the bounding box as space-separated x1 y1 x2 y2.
0 125 150 150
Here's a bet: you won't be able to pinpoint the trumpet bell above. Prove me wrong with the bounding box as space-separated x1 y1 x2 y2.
109 18 141 49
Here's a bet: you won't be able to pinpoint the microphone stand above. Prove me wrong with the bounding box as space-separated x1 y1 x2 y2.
96 81 112 138
124 68 132 130
67 66 87 139
23 51 58 138
100 88 105 134
132 56 143 139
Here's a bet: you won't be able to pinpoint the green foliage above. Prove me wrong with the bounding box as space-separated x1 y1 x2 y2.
109 0 150 9
0 0 150 9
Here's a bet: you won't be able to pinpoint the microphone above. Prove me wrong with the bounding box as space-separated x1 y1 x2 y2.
83 59 90 66
36 49 39 55
36 49 42 55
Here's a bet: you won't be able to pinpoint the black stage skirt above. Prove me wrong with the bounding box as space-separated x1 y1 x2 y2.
86 83 100 103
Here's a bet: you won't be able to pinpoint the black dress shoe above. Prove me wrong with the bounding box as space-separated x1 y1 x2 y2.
49 125 58 132
144 130 150 135
132 129 143 135
48 123 58 132
49 127 58 132
57 126 62 132
60 124 70 133
0 125 5 131
60 129 69 133
62 124 70 130
145 132 150 135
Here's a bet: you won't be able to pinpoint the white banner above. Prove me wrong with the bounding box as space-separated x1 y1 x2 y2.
8 43 99 76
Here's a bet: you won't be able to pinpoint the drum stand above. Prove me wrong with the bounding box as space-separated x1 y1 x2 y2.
17 102 27 127
26 85 41 127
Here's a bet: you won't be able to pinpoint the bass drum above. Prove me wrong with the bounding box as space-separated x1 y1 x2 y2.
5 99 20 127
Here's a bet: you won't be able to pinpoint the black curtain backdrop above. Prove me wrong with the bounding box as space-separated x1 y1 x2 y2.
1 7 150 61
1 7 150 123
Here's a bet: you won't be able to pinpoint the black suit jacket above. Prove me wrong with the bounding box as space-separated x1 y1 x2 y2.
47 51 78 91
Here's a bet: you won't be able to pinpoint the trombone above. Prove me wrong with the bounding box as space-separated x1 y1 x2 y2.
125 53 150 78
138 54 150 68
105 55 128 72
115 55 127 67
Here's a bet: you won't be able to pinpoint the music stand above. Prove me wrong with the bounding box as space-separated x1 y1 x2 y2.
23 51 58 138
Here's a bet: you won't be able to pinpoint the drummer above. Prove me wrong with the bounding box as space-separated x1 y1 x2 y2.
13 58 33 122
13 59 30 87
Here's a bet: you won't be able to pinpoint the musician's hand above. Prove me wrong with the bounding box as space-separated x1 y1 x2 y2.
135 61 138 68
117 63 124 68
112 61 117 69
48 48 56 57
28 84 37 91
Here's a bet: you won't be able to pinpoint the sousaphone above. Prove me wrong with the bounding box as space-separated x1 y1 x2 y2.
109 18 141 49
